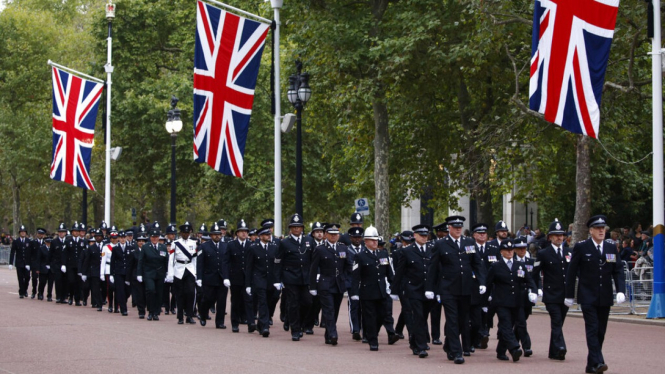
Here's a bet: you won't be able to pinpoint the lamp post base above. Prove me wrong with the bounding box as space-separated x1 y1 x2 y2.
647 292 665 319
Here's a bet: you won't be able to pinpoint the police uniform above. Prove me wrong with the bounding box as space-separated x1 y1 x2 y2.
163 224 177 315
533 219 571 360
9 225 31 298
467 223 494 351
110 231 133 315
338 213 363 247
511 237 535 356
228 220 255 332
197 222 230 328
428 223 449 345
167 222 199 324
565 215 626 374
128 227 148 318
304 221 326 334
29 229 46 299
101 227 118 312
392 230 413 340
81 231 103 310
137 224 169 320
51 224 68 303
245 227 280 336
63 222 84 305
37 236 54 301
345 227 365 339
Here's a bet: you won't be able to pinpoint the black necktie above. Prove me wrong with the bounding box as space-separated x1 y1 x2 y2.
455 240 459 249
480 245 484 254
597 245 602 255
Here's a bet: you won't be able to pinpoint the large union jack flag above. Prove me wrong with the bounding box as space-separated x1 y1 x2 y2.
51 67 104 190
529 0 620 138
193 0 270 177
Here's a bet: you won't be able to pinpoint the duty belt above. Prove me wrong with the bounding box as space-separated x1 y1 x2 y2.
176 260 191 264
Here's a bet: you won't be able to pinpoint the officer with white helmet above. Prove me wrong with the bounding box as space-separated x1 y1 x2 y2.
166 221 199 324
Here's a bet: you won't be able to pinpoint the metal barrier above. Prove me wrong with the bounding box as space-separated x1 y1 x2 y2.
0 245 10 265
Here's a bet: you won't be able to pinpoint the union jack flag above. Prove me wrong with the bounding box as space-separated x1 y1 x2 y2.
193 0 270 177
51 67 104 190
529 0 620 138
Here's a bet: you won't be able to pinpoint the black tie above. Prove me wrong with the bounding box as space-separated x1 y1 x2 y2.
557 247 561 259
455 240 460 249
480 245 484 254
597 245 602 255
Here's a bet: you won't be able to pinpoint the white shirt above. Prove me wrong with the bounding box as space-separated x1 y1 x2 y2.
167 237 198 279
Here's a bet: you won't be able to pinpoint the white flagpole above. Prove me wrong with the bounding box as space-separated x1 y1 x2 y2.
203 0 272 24
271 0 283 237
47 60 105 84
104 3 115 226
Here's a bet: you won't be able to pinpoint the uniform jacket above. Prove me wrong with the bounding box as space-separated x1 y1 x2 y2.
167 237 198 279
30 238 43 268
565 239 625 307
137 242 169 280
485 257 536 308
309 241 351 294
245 241 278 289
533 244 571 303
392 242 434 300
9 237 31 268
37 243 51 273
344 243 365 289
350 248 394 300
515 255 536 313
100 243 114 276
274 235 314 285
50 237 66 269
110 243 134 276
196 240 229 287
81 243 102 278
227 239 251 285
127 246 141 281
426 235 485 296
62 236 83 269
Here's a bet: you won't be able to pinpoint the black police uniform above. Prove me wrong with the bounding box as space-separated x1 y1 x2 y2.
63 235 84 304
345 239 365 338
137 241 169 319
81 241 102 309
50 236 66 302
9 235 31 297
513 253 535 354
476 240 500 344
127 243 146 317
228 238 254 330
197 239 230 327
245 240 280 334
29 237 42 298
36 240 53 300
110 242 133 314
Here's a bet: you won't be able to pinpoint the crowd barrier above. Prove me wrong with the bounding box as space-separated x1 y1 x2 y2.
0 245 10 265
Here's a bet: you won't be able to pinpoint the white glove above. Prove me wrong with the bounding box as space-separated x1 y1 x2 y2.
165 276 174 283
528 293 537 303
109 276 114 284
482 307 488 313
350 295 359 301
564 298 574 307
61 265 66 273
309 290 317 296
616 292 626 304
436 295 441 303
137 276 143 283
46 265 50 270
537 289 543 297
425 291 434 300
196 279 202 287
77 273 82 276
246 287 252 296
390 294 399 301
25 265 30 271
385 278 391 294
223 279 231 288
488 296 492 302
125 281 130 286
479 285 486 295
8 265 12 271
81 275 87 282
273 283 282 291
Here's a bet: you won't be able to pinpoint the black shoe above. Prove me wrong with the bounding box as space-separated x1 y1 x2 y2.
38 295 44 300
314 318 319 326
470 346 476 353
248 324 256 333
524 349 532 357
388 333 399 345
103 300 107 305
262 329 270 338
241 319 248 325
425 345 430 350
325 339 332 345
31 293 36 299
397 333 405 339
108 308 113 313
165 310 169 315
178 319 184 325
269 318 273 326
480 335 489 349
370 345 378 351
200 318 207 327
147 314 153 321
82 301 86 306
419 351 428 358
139 314 145 319
454 356 465 364
292 336 300 341
352 332 361 341
97 307 103 312
114 309 119 313
592 364 608 373
463 352 470 357
47 297 53 302
283 322 290 331
75 302 82 306
232 326 239 333
320 321 326 328
362 337 368 343
558 347 567 360
121 312 128 316
446 352 454 361
497 354 509 361
153 315 159 321
210 306 216 314
299 331 304 338
304 328 313 335
216 324 226 329
170 309 176 315
186 317 196 324
19 295 24 299
68 299 73 305
510 348 522 362
330 336 338 346
412 348 419 355
432 339 442 345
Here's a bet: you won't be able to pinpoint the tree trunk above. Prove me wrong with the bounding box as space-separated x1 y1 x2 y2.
373 97 390 238
152 194 167 226
474 181 494 227
572 135 591 244
10 174 20 238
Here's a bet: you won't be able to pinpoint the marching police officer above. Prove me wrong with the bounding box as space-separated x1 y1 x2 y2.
9 224 31 298
110 231 133 316
534 218 571 361
167 222 199 324
228 219 254 332
513 236 536 357
163 224 177 316
129 227 148 318
197 222 231 328
346 227 365 340
429 223 449 346
29 228 47 299
36 235 53 301
470 223 496 350
52 223 68 303
81 230 103 311
63 222 84 305
565 215 626 374
339 213 364 246
392 230 413 341
425 215 486 364
137 223 169 321
245 227 280 337
305 221 326 334
102 227 119 312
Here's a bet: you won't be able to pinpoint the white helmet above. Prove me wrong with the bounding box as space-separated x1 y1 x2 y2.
364 226 379 240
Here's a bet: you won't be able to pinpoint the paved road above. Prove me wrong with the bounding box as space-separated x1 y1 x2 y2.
0 268 662 374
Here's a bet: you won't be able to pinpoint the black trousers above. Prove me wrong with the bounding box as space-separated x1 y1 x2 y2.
440 294 470 356
38 272 54 298
163 281 176 310
104 274 116 310
429 301 442 341
348 290 362 333
382 296 396 334
361 298 387 346
280 292 288 322
581 304 611 367
545 302 568 356
81 276 90 304
496 306 521 354
319 290 343 340
174 271 197 319
144 275 164 316
283 284 313 335
131 279 146 316
89 276 102 308
514 306 532 350
54 270 66 301
67 268 81 302
230 285 253 327
305 294 321 330
16 266 30 295
201 284 228 327
30 269 39 295
114 275 130 313
251 287 281 331
409 298 433 351
469 304 484 347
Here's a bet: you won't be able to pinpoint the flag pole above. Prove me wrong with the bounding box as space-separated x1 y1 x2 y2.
104 2 115 226
202 0 272 24
271 0 283 237
648 0 665 319
47 60 105 84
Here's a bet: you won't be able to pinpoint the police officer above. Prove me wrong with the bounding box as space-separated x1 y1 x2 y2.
350 226 397 351
166 222 198 324
102 227 119 312
129 227 148 318
339 213 364 246
565 215 626 374
110 231 132 316
36 235 53 301
163 224 177 315
470 223 495 350
260 218 281 246
425 215 486 364
274 213 314 341
227 219 254 332
489 220 510 247
52 223 68 303
216 219 230 242
392 230 414 340
137 223 169 321
513 236 535 357
485 239 537 362
9 224 31 298
77 224 88 305
197 222 231 328
63 222 84 305
392 224 434 358
429 223 449 346
29 228 47 299
305 221 326 334
81 230 102 311
534 218 571 361
346 227 365 340
245 227 280 337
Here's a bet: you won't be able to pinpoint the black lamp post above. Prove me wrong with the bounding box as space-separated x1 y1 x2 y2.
530 207 534 229
287 61 312 216
165 96 182 225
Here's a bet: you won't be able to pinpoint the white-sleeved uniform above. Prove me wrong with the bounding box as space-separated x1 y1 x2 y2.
167 237 198 280
100 243 114 278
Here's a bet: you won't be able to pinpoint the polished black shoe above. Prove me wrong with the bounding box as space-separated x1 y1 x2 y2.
153 315 159 321
114 309 119 313
396 333 405 339
454 356 465 364
388 333 399 345
68 299 73 305
216 324 226 329
524 349 533 357
31 293 36 299
47 297 53 302
82 301 87 306
200 319 207 327
292 336 300 341
248 324 256 333
463 352 470 357
419 351 428 358
314 318 319 326
38 295 44 300
480 335 489 349
97 307 103 312
304 328 314 335
164 310 170 315
75 302 82 306
232 326 239 333
269 318 273 326
283 322 290 331
469 346 475 353
432 339 442 345
262 329 270 338
352 332 362 341
362 337 368 344
320 321 326 328
241 319 248 325
446 352 455 361
108 308 113 313
369 345 379 351
509 348 522 362
425 345 430 350
19 295 24 299
330 336 338 346
325 339 332 345
186 317 196 324
178 318 184 324
139 314 145 319
147 314 153 321
121 312 128 316
210 306 216 314
558 347 567 360
590 363 608 373
103 300 107 305
497 354 509 361
170 309 176 315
